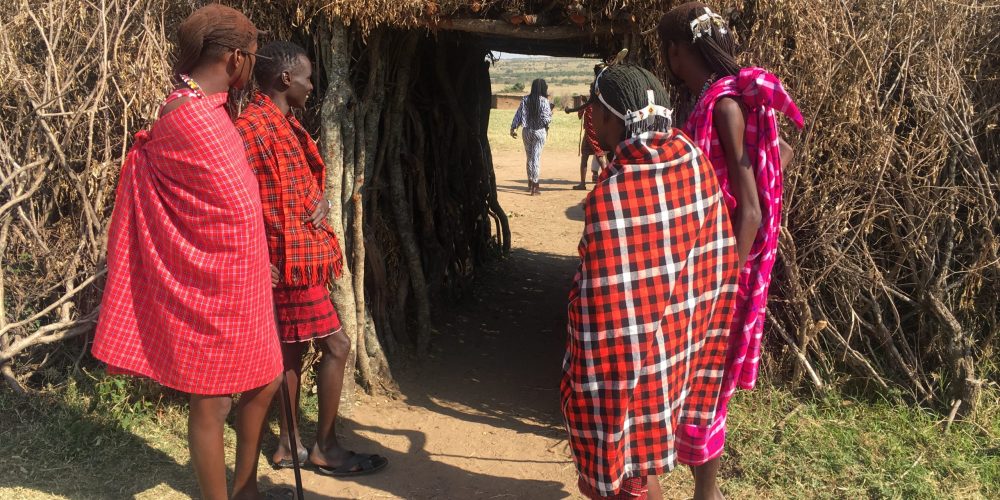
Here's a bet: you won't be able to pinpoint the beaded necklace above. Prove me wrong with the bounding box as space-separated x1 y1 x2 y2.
694 73 717 106
179 74 207 99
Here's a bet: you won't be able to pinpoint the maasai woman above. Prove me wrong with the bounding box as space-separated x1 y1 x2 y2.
510 78 553 195
92 4 285 499
561 64 739 500
237 41 388 477
658 3 803 499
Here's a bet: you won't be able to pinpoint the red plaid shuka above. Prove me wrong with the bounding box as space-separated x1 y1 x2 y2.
236 92 343 286
273 285 342 343
579 104 605 156
561 130 739 496
92 89 283 395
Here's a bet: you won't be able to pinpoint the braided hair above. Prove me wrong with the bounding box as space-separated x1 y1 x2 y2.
174 4 259 77
593 64 672 139
254 42 308 90
657 2 740 79
525 78 548 128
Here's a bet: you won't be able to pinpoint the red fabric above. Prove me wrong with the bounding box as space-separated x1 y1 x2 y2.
273 285 342 343
236 92 343 287
677 67 804 465
562 129 739 496
93 90 282 395
579 105 605 156
578 476 647 499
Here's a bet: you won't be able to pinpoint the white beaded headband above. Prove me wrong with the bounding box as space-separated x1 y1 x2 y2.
690 8 728 42
593 68 673 127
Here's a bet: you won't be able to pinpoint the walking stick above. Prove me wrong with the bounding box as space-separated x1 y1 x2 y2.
278 375 305 500
274 299 305 500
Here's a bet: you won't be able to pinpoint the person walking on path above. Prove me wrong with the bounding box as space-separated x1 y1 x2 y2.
510 78 552 195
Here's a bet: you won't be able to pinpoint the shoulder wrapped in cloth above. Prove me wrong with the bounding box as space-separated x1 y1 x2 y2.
93 91 282 395
561 130 739 496
684 67 803 391
236 92 343 287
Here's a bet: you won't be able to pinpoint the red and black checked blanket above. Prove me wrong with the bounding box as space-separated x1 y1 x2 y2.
92 90 282 395
561 130 739 496
236 92 343 286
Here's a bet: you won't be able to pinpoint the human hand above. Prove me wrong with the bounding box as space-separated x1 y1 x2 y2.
510 129 518 139
270 264 280 286
308 198 331 227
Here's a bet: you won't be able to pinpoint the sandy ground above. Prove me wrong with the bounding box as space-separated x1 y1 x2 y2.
259 149 603 499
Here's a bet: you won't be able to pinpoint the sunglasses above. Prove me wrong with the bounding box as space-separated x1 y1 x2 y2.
217 44 274 61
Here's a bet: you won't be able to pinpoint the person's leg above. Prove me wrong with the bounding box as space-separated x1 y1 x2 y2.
309 331 353 467
523 130 534 193
595 154 608 182
535 130 547 193
272 341 308 465
646 475 662 500
692 457 724 500
577 152 589 189
231 375 283 500
188 394 233 500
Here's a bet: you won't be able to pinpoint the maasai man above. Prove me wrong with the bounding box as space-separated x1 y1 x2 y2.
236 41 388 477
565 64 610 190
659 4 802 498
92 4 285 499
561 64 739 500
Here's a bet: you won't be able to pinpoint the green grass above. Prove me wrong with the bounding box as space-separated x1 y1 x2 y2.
487 108 584 155
710 388 1000 499
3 371 998 499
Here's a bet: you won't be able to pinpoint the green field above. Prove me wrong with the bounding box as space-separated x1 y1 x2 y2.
489 56 597 108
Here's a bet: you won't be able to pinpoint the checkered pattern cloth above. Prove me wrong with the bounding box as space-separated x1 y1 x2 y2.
676 67 803 465
236 92 343 287
561 130 739 496
578 475 648 499
92 89 282 395
273 285 342 343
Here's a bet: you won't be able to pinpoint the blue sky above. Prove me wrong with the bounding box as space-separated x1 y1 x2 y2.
493 52 548 60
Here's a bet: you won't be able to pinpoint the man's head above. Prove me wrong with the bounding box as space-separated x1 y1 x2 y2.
174 3 261 89
590 64 673 151
254 42 314 109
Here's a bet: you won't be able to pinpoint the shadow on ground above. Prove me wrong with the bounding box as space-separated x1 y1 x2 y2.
393 248 578 440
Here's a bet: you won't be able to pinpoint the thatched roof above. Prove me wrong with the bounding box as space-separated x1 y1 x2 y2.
284 0 660 39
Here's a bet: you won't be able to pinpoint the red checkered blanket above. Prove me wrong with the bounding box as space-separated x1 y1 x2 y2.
92 90 282 395
236 92 343 286
561 130 739 496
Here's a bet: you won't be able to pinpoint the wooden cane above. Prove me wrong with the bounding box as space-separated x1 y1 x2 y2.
275 298 304 500
278 374 305 500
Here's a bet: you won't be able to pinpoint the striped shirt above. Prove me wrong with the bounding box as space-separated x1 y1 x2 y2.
511 95 552 131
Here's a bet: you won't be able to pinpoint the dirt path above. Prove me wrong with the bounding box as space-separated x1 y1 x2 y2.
261 149 594 499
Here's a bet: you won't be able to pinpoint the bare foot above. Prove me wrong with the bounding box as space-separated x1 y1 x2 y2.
308 442 353 469
271 437 307 467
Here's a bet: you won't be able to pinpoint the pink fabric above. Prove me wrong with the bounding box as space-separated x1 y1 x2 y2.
676 67 803 464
